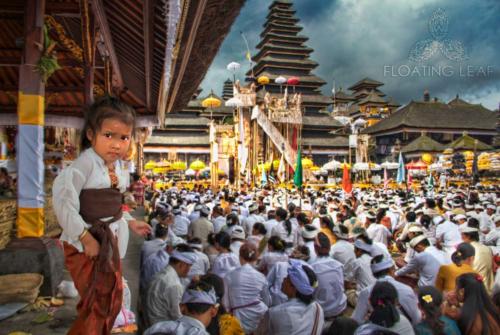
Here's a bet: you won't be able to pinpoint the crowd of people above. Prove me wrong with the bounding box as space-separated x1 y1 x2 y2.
137 183 500 335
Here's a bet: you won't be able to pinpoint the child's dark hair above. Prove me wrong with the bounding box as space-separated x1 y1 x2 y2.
268 236 286 252
295 265 317 305
369 281 400 328
183 280 215 315
81 96 136 150
214 232 231 250
323 316 359 335
417 286 445 335
154 223 168 239
252 222 267 236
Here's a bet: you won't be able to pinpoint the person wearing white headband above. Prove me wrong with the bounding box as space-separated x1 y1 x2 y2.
144 281 219 335
144 244 197 328
395 235 447 288
435 215 462 261
188 205 214 246
345 237 376 307
262 259 324 335
186 237 210 281
484 214 500 256
172 206 190 238
352 254 421 325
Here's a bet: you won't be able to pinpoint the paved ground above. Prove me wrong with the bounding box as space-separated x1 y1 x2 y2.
0 208 146 335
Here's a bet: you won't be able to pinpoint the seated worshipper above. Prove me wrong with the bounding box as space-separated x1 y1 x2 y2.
395 235 445 288
259 260 324 335
319 215 337 245
354 281 414 335
144 281 219 335
271 207 300 254
301 224 319 264
211 205 226 234
435 215 462 260
247 222 268 255
460 223 495 293
352 254 421 325
188 205 214 245
200 274 244 335
172 206 190 238
243 202 265 236
484 214 500 256
141 206 172 265
346 238 376 307
435 242 476 293
205 233 219 268
311 232 347 319
264 210 279 238
366 212 392 245
330 224 356 277
187 238 210 281
144 245 197 328
396 225 427 265
229 226 246 256
443 273 500 335
414 286 461 335
211 232 240 278
222 212 240 237
224 242 271 334
258 236 289 275
266 261 289 307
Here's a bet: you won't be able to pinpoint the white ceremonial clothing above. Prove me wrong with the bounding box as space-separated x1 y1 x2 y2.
258 251 288 274
144 315 209 335
141 238 167 265
352 275 421 325
311 256 347 317
145 265 184 327
224 264 270 334
485 227 500 255
53 148 131 257
435 221 462 259
243 214 265 236
348 253 376 294
329 239 356 278
271 220 299 247
304 240 317 264
263 219 279 238
211 252 240 278
212 216 226 234
266 261 289 306
366 224 391 245
395 249 442 287
172 215 190 236
230 240 243 256
262 299 324 335
188 249 210 278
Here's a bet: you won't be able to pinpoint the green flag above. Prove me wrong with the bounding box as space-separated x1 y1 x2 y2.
293 147 303 188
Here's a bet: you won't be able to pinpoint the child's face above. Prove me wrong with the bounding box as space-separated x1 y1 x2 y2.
88 118 133 166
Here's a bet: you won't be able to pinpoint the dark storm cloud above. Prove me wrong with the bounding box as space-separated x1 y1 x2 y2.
201 0 500 110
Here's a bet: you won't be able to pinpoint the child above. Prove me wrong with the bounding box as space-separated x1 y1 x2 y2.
53 96 151 335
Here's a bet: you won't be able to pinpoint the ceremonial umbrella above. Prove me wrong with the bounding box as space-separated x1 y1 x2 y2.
225 97 243 107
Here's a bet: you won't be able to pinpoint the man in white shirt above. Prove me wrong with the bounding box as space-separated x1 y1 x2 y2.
172 207 190 238
243 203 265 236
330 224 356 278
301 224 319 264
435 215 462 260
211 205 226 234
264 210 279 238
395 235 444 287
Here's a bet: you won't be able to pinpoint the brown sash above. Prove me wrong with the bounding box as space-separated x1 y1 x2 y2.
79 188 123 274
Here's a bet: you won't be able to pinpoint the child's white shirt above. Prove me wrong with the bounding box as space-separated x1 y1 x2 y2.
53 148 131 258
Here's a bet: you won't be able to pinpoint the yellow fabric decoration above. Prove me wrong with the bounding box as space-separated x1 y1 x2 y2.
422 294 433 304
219 314 245 335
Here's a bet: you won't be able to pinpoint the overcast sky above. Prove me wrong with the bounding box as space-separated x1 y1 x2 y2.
200 0 500 110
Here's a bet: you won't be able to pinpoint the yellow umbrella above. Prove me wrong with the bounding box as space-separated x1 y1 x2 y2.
421 153 433 164
257 75 270 85
172 161 187 171
202 93 222 109
144 160 156 170
263 162 271 172
310 165 320 171
190 159 206 171
302 157 314 170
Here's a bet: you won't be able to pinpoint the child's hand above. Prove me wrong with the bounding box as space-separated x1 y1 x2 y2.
81 233 100 258
129 220 152 237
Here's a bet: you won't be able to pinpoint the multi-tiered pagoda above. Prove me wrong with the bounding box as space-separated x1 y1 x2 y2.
222 79 234 100
248 0 347 162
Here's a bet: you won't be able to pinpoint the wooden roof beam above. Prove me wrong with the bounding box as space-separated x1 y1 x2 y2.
89 0 123 89
143 0 155 111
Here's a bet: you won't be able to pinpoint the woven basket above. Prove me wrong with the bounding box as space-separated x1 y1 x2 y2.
0 273 44 304
0 200 16 250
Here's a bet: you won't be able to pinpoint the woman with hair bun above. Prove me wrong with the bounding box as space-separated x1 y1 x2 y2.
435 242 476 292
414 286 460 335
258 236 289 274
224 242 270 334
